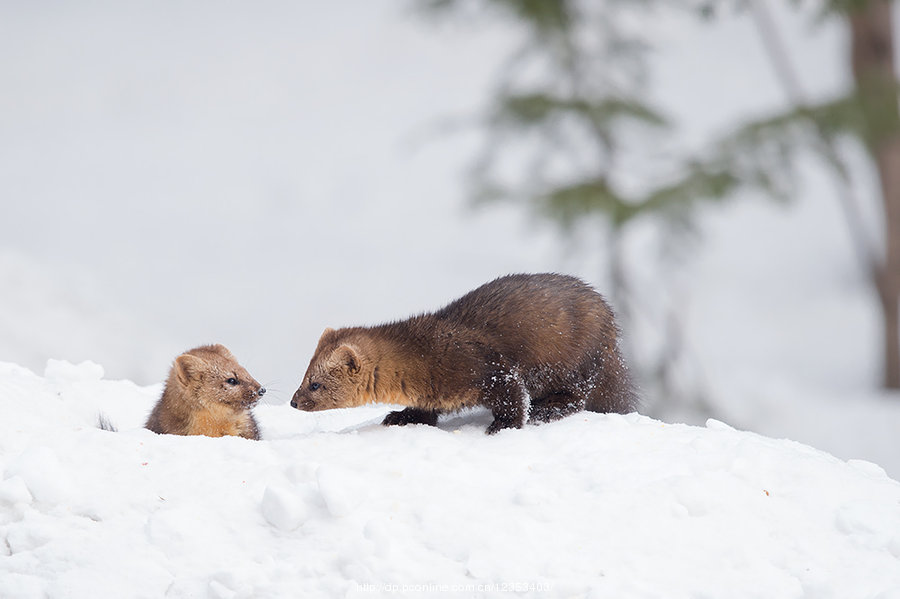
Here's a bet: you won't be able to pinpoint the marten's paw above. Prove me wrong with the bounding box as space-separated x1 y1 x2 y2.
382 408 439 427
485 417 523 435
528 393 585 424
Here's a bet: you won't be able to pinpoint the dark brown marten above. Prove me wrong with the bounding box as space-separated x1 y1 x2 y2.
146 344 266 440
290 273 635 434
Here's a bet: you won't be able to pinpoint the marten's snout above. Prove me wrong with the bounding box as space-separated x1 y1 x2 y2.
258 387 266 397
290 389 313 411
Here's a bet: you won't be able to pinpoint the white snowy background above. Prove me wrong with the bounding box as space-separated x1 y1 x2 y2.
2 2 900 597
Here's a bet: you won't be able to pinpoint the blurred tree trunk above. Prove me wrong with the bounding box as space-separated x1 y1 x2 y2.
848 0 900 388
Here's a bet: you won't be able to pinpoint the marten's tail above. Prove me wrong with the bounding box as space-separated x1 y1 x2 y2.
585 350 639 414
97 412 118 432
586 380 638 414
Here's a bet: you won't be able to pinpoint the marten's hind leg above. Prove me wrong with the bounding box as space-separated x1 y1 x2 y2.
528 391 586 424
482 372 529 435
382 408 439 427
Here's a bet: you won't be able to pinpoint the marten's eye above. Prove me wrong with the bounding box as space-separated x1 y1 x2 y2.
226 377 239 386
309 382 321 391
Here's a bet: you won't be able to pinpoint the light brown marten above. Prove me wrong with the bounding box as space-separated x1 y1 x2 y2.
291 273 635 434
146 344 266 440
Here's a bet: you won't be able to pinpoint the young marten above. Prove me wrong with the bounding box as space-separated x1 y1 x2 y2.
146 344 266 440
291 273 635 434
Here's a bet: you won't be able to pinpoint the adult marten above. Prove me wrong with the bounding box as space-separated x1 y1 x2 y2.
146 344 266 440
291 273 635 434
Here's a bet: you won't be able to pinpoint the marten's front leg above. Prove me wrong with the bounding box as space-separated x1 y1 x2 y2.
382 407 439 427
482 367 528 435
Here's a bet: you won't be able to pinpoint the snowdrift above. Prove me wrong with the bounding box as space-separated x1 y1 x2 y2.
1 360 899 598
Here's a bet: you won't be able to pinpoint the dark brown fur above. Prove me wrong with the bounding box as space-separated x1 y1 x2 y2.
291 274 635 434
146 344 266 440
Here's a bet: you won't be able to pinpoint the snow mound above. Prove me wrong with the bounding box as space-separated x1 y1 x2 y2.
1 360 899 598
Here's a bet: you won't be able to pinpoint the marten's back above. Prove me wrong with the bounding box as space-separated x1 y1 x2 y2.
433 273 618 364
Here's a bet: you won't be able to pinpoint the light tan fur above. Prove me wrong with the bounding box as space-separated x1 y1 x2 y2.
188 401 248 438
145 344 265 440
351 340 480 410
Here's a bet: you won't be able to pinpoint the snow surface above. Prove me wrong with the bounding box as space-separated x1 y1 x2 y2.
2 360 900 598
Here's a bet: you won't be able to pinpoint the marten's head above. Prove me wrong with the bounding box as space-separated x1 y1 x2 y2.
170 344 266 409
291 328 367 412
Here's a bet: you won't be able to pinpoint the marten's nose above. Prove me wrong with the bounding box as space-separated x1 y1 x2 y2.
258 387 266 397
290 399 298 408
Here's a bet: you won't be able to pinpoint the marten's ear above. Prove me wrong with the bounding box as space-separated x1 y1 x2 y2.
315 327 337 353
174 354 206 386
208 344 234 359
334 344 360 374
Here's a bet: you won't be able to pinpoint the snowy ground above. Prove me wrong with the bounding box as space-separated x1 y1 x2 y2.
2 360 900 598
